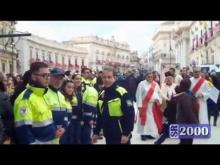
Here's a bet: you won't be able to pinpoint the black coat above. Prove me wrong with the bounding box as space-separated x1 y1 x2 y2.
164 96 177 124
123 75 137 100
0 91 15 143
10 83 26 106
175 92 199 124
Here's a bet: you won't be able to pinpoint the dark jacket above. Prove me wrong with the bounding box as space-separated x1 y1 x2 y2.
10 83 26 106
123 75 137 101
0 91 15 143
94 82 135 140
0 115 4 143
175 92 199 124
164 96 178 124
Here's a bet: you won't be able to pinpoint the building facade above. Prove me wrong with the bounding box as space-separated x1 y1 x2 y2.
130 51 141 71
149 21 176 73
0 21 17 75
189 21 220 66
16 35 88 74
173 21 192 68
63 36 131 73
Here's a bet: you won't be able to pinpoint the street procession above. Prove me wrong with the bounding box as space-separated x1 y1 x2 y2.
1 21 220 144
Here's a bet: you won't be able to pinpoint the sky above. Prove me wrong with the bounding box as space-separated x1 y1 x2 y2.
16 21 163 56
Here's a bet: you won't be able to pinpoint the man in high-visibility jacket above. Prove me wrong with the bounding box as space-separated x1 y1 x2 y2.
14 62 59 144
44 67 70 144
92 67 135 144
81 67 93 87
79 68 98 144
81 81 98 144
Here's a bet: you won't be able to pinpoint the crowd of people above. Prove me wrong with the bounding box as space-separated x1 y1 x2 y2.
0 61 219 145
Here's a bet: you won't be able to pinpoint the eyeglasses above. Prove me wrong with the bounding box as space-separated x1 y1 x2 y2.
34 73 50 78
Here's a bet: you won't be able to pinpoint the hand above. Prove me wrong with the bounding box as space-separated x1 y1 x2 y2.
92 134 99 144
121 135 129 144
154 99 160 105
197 93 203 99
138 107 142 117
3 138 11 144
55 127 65 138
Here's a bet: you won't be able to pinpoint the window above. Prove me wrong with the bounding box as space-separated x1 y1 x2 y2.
47 52 51 61
75 57 78 65
9 63 13 74
55 54 58 63
42 50 45 61
68 57 71 65
30 47 33 59
96 50 99 54
206 50 208 63
2 62 5 73
82 59 84 66
35 48 39 59
62 56 65 65
49 53 51 62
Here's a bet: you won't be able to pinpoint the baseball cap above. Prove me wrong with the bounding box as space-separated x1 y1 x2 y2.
50 67 65 76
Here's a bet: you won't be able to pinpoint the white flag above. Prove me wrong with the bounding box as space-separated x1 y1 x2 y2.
209 86 220 103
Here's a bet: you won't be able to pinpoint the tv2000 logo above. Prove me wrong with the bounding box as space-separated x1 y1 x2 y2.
169 124 211 139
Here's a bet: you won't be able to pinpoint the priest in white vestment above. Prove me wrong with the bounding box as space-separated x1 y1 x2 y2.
190 67 211 124
136 72 163 140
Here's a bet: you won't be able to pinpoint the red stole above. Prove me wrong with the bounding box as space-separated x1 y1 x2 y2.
192 78 205 95
153 103 164 134
140 82 163 133
191 77 205 112
140 82 156 125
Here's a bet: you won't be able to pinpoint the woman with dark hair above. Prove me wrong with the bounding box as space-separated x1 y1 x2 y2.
66 74 84 144
61 74 83 144
175 78 199 144
94 75 104 94
59 80 75 144
0 73 14 144
10 70 31 106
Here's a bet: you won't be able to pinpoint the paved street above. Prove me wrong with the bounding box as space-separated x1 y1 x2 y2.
97 117 220 145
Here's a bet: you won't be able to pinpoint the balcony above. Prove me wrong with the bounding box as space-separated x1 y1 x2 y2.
55 63 62 67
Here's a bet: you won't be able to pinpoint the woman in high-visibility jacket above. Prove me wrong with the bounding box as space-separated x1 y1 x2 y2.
59 80 75 144
70 73 98 144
